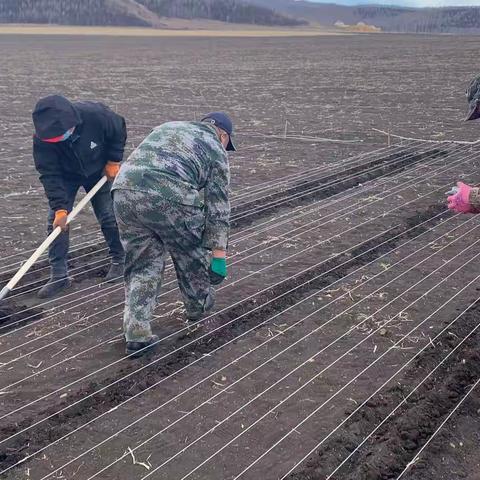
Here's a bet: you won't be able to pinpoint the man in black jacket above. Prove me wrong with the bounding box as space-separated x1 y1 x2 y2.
32 95 126 298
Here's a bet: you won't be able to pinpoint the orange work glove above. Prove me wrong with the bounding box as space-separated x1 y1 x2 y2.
104 161 120 181
53 209 69 232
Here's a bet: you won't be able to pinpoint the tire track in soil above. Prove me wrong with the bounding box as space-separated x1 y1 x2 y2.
286 301 480 480
0 202 449 473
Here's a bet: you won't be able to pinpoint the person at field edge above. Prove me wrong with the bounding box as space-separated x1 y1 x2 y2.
112 112 234 358
32 95 126 299
447 75 480 213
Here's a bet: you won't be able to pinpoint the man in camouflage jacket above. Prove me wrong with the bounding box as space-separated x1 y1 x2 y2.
112 112 235 357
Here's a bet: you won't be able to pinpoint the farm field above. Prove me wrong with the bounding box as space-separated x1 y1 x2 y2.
0 33 480 480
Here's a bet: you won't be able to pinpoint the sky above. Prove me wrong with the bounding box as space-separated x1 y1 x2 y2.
307 0 480 6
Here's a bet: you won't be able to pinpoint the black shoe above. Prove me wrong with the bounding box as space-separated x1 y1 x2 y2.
105 262 124 283
37 277 72 299
125 335 159 359
185 294 215 322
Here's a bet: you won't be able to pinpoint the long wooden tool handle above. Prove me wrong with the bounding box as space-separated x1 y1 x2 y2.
0 175 108 301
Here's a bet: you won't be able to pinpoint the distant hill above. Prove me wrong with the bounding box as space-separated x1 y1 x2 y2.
0 0 306 27
250 0 480 33
138 0 306 26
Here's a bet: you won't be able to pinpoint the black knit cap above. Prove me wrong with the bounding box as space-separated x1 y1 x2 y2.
32 95 81 139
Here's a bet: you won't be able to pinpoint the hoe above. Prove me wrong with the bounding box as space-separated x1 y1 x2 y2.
0 176 108 301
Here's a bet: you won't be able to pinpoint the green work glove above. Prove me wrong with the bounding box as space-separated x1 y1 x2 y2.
209 257 227 286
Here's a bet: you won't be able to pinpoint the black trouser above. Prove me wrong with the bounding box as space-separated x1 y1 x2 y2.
47 174 124 278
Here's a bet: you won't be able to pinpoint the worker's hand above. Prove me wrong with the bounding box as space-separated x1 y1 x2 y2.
104 161 120 181
209 251 227 285
53 209 69 232
447 182 475 214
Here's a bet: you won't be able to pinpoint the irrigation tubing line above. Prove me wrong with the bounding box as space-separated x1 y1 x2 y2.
373 128 480 146
0 141 424 266
0 143 404 274
0 140 454 332
0 143 427 295
0 205 462 406
0 152 473 400
10 210 470 479
0 145 470 382
70 215 476 480
0 173 463 446
230 142 421 206
0 208 461 407
0 149 473 387
0 180 412 341
0 156 463 366
318 298 480 480
280 289 480 480
3 142 445 300
0 186 410 370
229 145 444 222
230 141 412 202
0 196 455 365
230 140 430 209
0 157 417 334
2 142 426 292
0 232 105 272
0 141 424 268
138 226 480 480
231 141 411 197
206 144 459 246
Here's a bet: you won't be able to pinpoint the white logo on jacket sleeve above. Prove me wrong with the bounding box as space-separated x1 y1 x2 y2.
90 141 97 150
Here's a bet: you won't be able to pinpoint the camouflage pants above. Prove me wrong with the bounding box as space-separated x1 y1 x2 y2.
113 189 214 342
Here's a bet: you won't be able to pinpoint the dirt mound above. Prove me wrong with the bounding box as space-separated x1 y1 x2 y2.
289 302 480 480
0 300 44 333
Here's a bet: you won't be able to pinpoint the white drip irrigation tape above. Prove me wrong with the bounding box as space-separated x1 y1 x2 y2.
0 141 420 267
230 141 420 205
56 214 475 480
2 209 476 476
135 230 480 480
0 141 451 332
0 171 464 446
6 210 468 479
230 144 443 222
3 142 424 295
0 146 472 394
280 293 480 480
183 247 480 480
0 152 465 366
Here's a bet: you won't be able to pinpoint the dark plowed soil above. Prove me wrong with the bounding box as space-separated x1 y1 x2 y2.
0 33 479 480
0 203 449 471
288 301 480 480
